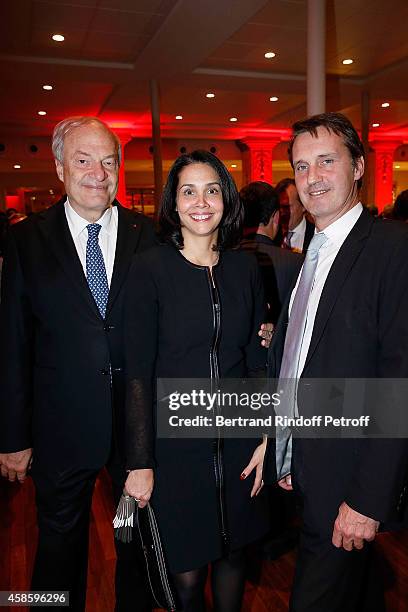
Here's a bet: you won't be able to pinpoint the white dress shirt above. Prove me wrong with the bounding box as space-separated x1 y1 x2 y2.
285 216 306 252
289 203 363 377
64 200 118 286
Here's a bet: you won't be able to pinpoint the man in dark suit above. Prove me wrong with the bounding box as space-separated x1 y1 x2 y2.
0 117 155 611
275 177 315 253
266 113 408 611
240 181 303 323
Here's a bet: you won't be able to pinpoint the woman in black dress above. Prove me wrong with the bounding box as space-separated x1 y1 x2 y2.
124 151 270 611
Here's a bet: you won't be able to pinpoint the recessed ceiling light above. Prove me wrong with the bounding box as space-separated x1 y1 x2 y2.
43 84 53 91
52 34 65 42
175 115 183 120
38 110 47 116
264 52 276 59
372 122 380 127
381 102 390 108
269 96 279 102
230 164 237 168
14 164 21 169
206 93 215 98
342 58 353 65
229 117 238 122
395 165 401 169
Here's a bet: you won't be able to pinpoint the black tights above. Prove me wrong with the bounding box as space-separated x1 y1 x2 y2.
172 549 246 612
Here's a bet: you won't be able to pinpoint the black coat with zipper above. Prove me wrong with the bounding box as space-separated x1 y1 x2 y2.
124 243 270 573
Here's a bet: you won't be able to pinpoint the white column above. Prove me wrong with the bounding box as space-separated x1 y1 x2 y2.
307 0 326 116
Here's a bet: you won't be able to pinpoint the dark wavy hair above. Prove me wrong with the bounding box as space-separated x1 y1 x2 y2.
240 181 280 228
288 112 365 189
159 150 243 250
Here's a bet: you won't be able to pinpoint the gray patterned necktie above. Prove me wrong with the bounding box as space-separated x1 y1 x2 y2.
275 231 328 479
86 223 109 318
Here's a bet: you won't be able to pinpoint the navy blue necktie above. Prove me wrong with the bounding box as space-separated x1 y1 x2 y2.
86 223 109 318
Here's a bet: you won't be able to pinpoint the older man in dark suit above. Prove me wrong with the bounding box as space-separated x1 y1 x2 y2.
0 117 155 611
266 113 408 611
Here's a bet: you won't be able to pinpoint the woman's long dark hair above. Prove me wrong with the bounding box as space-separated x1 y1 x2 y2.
159 150 243 250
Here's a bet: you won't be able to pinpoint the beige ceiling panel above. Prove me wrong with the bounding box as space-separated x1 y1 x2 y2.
83 31 142 61
32 1 95 30
247 0 307 28
36 0 98 6
0 81 112 123
99 0 176 12
203 55 305 75
91 8 155 35
30 28 87 55
99 83 150 114
223 22 305 48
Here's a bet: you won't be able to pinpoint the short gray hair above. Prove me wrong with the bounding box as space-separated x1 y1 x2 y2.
52 116 122 165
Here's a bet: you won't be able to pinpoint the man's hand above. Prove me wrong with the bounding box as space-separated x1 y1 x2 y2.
332 501 379 551
278 474 293 491
0 449 33 483
258 322 274 348
124 468 154 509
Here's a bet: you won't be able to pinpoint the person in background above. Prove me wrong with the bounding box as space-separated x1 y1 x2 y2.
0 116 155 611
240 181 302 322
365 204 378 217
380 203 394 218
0 212 9 294
392 189 408 222
275 177 315 253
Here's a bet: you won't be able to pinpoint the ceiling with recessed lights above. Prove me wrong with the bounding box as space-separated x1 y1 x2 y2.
0 0 406 142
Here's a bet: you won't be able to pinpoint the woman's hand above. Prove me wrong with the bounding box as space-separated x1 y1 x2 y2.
258 322 274 348
124 468 154 509
240 436 268 497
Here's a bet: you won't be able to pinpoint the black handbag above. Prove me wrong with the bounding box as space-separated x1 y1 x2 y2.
113 495 177 611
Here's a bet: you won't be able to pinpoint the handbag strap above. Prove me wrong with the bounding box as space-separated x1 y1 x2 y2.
137 503 177 612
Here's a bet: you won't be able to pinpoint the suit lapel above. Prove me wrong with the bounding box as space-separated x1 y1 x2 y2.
106 203 142 315
303 208 374 369
302 219 315 253
268 284 292 377
38 198 101 318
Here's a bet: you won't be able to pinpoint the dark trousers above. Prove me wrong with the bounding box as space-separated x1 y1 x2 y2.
290 532 386 612
31 463 151 612
31 466 97 611
290 441 386 612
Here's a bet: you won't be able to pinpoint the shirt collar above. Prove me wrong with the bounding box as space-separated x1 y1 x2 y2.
64 198 114 238
318 202 363 246
291 216 306 234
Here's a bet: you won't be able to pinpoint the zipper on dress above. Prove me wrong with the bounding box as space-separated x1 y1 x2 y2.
207 266 229 551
